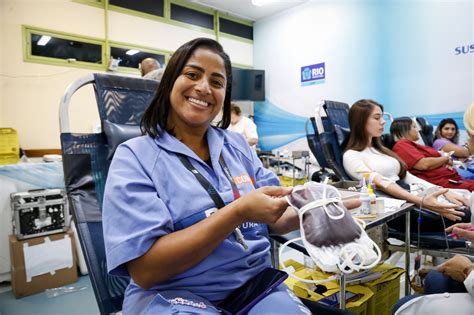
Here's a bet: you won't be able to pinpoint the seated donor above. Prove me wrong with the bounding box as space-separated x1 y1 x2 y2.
144 68 165 81
102 38 356 314
392 223 474 314
391 117 474 191
433 118 474 160
139 57 161 77
343 99 468 231
228 103 259 149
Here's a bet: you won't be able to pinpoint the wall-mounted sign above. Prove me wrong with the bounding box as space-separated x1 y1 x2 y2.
301 62 325 86
455 43 474 55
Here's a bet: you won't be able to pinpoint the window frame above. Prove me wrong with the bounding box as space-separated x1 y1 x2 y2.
109 41 172 74
168 0 216 34
23 25 106 70
217 13 254 44
108 0 168 24
72 0 103 9
76 0 253 41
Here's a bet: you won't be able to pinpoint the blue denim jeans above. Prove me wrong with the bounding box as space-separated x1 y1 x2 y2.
424 270 468 294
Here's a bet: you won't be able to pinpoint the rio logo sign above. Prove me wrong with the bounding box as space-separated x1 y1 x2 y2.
301 62 325 86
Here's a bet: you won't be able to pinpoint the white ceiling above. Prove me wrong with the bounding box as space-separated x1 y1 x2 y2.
190 0 308 21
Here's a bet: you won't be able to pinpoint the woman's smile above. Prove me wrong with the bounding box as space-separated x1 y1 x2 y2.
186 96 211 109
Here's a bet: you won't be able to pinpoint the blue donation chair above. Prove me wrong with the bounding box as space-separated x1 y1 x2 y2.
305 116 342 183
59 74 159 314
308 100 352 181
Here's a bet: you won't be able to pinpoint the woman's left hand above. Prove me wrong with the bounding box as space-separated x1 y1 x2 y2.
444 191 469 208
423 188 465 221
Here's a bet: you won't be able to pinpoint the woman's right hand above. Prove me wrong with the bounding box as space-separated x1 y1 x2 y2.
423 188 465 221
235 186 292 224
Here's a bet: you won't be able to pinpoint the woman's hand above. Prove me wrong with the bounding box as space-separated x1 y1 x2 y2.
444 191 469 208
235 186 292 224
436 255 472 282
343 198 361 210
267 189 362 235
446 157 454 168
423 188 465 221
446 223 474 242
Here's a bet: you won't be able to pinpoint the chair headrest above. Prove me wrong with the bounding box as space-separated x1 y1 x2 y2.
103 120 142 160
93 73 159 124
415 117 433 134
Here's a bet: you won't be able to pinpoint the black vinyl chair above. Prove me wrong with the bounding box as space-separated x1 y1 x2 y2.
60 74 159 314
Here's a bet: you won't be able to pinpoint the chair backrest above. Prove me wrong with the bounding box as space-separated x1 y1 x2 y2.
415 117 434 147
311 100 352 180
324 100 350 129
60 73 159 314
305 118 330 169
381 133 396 149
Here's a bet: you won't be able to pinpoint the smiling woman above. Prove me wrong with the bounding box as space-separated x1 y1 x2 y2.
101 38 314 314
168 48 227 150
141 38 232 139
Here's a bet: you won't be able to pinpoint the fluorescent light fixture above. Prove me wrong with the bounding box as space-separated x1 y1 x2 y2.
251 0 276 6
37 35 51 46
126 49 140 56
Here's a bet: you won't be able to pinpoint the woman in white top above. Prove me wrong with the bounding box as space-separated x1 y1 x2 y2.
342 99 468 227
228 104 258 149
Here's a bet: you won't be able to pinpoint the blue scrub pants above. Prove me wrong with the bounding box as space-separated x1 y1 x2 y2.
141 283 311 314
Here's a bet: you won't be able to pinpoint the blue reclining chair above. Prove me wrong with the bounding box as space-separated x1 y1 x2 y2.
306 117 330 170
60 73 159 314
309 100 352 180
305 117 340 182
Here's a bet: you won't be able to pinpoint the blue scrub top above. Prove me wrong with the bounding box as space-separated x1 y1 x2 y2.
103 126 280 310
